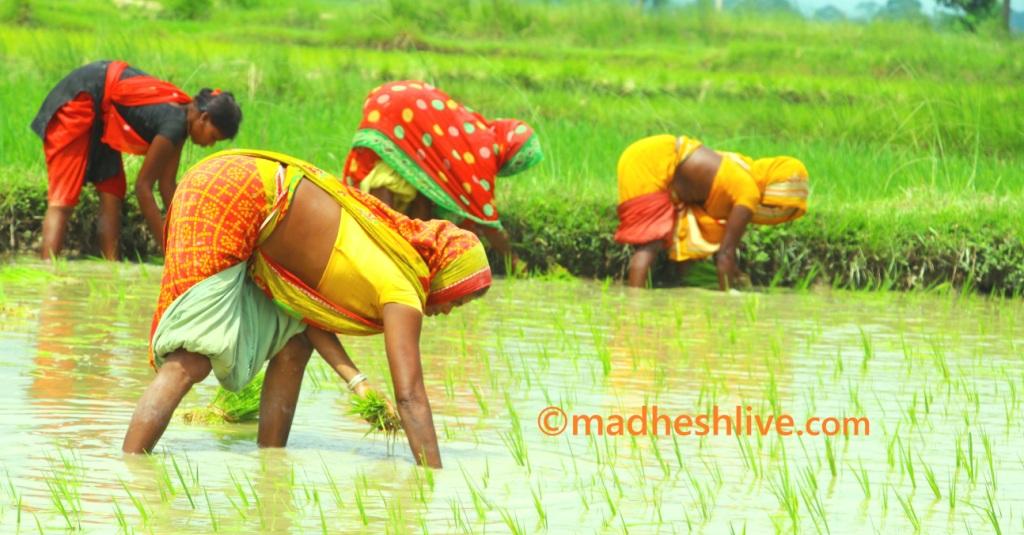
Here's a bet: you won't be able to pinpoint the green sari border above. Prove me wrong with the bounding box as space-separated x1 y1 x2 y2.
351 129 503 230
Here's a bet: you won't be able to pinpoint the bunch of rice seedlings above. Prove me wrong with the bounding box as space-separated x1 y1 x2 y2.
349 389 401 436
181 373 264 424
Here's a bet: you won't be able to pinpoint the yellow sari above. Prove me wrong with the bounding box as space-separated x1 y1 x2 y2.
213 150 489 336
670 153 810 262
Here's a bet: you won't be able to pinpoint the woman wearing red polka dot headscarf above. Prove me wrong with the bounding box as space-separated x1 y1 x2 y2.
343 81 542 272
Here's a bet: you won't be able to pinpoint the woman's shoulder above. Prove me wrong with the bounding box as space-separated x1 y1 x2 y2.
122 103 188 144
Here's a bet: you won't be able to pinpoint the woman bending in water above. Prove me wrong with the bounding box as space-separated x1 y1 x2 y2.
31 60 241 259
614 135 809 290
343 80 543 271
123 150 490 468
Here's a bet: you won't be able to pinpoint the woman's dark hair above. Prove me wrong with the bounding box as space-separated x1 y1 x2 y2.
193 88 242 139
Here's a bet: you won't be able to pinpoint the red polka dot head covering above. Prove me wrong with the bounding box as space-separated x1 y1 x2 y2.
343 81 542 228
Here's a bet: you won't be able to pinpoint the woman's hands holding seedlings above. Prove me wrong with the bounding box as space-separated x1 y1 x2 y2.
352 381 400 426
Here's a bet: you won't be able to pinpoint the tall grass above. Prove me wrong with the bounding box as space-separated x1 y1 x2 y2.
1 0 1021 289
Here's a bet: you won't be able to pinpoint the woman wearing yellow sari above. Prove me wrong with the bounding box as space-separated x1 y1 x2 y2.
614 135 809 289
123 150 490 468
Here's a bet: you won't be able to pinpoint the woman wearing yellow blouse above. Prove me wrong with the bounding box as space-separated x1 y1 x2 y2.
614 135 809 290
124 150 490 468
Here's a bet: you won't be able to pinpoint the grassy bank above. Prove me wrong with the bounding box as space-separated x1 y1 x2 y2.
1 0 1022 292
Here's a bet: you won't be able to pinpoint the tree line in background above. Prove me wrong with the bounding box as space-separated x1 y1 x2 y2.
642 0 1018 33
1 0 1019 39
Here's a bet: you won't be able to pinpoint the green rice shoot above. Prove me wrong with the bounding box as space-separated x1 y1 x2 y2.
181 373 265 425
349 390 402 438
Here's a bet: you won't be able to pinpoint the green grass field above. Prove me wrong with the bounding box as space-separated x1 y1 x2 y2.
2 0 1022 290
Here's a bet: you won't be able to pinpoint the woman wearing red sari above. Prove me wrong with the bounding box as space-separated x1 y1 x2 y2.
343 81 542 271
31 60 242 259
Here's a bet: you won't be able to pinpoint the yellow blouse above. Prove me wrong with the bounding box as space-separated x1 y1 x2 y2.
702 153 762 220
316 209 423 322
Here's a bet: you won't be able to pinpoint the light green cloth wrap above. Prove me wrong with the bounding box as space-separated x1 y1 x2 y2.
152 262 306 392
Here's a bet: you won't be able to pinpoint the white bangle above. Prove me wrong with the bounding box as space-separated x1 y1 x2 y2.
347 373 368 391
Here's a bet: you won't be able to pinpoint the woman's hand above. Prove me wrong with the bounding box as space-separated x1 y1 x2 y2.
716 205 753 291
715 249 742 291
352 382 399 425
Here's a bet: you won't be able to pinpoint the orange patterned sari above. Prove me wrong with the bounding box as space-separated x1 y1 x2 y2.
151 150 492 362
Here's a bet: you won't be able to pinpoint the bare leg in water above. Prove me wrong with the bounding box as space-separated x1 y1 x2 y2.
122 350 212 453
626 241 663 288
257 334 313 447
96 191 122 260
41 193 122 260
40 205 72 260
122 333 313 453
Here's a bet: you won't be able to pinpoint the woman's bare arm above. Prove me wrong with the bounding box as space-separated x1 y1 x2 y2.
306 326 361 386
716 204 753 291
382 303 441 468
136 136 182 247
306 326 397 425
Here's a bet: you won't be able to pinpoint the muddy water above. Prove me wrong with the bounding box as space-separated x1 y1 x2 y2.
0 260 1021 533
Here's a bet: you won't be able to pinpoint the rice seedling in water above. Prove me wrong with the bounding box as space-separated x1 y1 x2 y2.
956 432 979 484
499 507 527 535
353 479 368 526
735 433 761 479
118 477 149 527
313 489 327 535
901 440 917 489
33 513 44 535
823 435 837 478
767 465 799 532
181 373 266 424
226 468 250 520
948 470 958 510
797 467 829 535
980 487 1002 535
858 327 873 371
203 488 219 532
320 460 344 511
468 381 490 416
44 475 78 530
244 474 264 530
499 397 530 471
170 455 196 509
981 431 996 490
112 498 129 533
529 482 548 530
895 491 921 533
598 476 617 518
850 461 871 499
648 434 670 478
685 469 714 524
5 472 22 529
448 498 472 533
460 467 492 521
920 457 941 500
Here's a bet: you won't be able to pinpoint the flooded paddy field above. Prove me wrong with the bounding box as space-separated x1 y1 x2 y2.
0 260 1021 533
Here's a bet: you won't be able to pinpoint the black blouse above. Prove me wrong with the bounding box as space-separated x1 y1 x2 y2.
31 60 188 184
